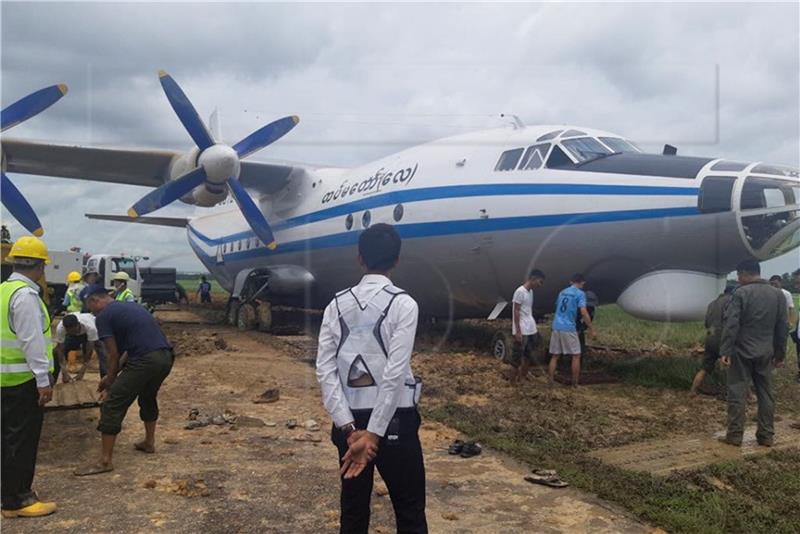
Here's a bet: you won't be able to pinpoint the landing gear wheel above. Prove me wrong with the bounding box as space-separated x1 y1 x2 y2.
491 331 514 363
237 302 257 331
226 299 241 327
257 301 273 332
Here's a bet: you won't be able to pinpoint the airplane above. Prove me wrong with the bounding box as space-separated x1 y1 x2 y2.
2 75 799 338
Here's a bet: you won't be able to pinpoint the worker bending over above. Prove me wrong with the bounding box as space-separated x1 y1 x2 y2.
1 236 57 518
75 286 173 476
111 272 135 303
54 313 107 382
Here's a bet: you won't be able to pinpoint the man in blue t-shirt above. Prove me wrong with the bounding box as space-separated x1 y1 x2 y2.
548 273 595 386
197 276 212 304
74 286 173 477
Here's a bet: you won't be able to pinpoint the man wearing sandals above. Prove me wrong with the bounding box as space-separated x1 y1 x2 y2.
74 286 174 476
316 224 427 534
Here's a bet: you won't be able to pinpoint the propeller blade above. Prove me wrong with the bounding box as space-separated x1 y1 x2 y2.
128 166 207 218
227 178 277 249
1 84 68 132
1 172 43 236
158 70 215 151
233 115 299 160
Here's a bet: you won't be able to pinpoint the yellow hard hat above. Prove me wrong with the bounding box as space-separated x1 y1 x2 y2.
111 271 130 282
67 271 82 283
7 236 50 264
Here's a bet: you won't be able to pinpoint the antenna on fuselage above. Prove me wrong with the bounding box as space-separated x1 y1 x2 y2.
500 113 525 129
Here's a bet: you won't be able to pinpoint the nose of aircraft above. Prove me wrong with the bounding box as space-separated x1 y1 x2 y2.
734 164 800 260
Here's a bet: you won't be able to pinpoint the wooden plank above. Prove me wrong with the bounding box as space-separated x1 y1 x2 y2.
590 421 800 476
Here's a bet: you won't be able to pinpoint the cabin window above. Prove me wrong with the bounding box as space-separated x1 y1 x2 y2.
345 213 354 230
519 143 551 170
561 137 612 163
393 204 404 222
699 176 735 213
750 163 799 178
362 210 371 228
536 130 562 142
112 257 137 279
598 137 640 154
494 148 524 171
546 145 574 168
237 240 242 251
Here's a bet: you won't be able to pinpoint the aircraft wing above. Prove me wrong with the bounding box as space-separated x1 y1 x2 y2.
1 137 305 194
85 213 189 227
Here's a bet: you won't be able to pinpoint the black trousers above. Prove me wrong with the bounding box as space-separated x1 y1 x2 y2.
332 408 427 534
1 379 44 510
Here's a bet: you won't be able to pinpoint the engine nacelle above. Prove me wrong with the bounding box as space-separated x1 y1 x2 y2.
617 270 726 322
167 147 229 207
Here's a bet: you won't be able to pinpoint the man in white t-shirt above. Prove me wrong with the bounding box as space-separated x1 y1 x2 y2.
511 269 546 385
54 313 107 383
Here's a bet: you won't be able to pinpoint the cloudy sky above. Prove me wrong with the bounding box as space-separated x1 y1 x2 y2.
2 1 798 274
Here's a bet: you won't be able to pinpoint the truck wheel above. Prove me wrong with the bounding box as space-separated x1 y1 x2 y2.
237 302 257 331
491 331 514 363
256 301 273 332
226 299 241 326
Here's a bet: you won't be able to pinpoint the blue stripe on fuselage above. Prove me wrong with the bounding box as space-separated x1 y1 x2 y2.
188 182 699 246
189 205 700 264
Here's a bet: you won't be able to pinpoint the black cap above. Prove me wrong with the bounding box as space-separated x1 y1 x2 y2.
85 284 110 297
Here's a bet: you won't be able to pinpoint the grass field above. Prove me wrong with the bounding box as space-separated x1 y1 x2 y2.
417 299 800 534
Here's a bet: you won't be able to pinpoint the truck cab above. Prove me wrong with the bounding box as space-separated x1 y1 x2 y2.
84 254 142 299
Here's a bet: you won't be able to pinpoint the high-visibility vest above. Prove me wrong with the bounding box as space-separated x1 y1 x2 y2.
115 287 135 302
66 283 85 312
0 280 55 388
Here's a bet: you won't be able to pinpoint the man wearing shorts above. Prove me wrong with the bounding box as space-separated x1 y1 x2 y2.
511 270 546 384
548 274 594 386
690 285 734 395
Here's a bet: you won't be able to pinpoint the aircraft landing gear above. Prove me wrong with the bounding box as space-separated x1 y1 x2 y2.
226 297 273 332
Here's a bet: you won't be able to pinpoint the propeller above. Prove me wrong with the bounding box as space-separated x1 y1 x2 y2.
1 84 68 236
128 71 299 250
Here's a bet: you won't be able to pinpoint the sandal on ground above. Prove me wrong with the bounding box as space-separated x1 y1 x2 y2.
525 472 569 488
74 463 114 476
460 442 482 458
447 440 465 455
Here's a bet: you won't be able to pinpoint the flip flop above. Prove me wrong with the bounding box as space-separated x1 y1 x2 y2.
531 468 557 477
74 464 114 477
448 440 465 455
134 441 155 454
460 442 482 458
525 473 569 488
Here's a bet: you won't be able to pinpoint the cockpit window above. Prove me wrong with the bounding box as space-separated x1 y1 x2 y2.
518 143 551 170
598 137 640 154
494 148 524 171
561 137 613 163
546 145 574 168
751 163 800 178
711 160 749 172
560 129 586 138
536 130 563 142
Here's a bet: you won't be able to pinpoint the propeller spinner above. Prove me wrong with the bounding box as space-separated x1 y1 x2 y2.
128 71 299 250
1 84 69 236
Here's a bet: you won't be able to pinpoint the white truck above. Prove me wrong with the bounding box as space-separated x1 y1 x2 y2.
84 254 180 307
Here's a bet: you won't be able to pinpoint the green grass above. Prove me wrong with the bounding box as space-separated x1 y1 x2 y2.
419 303 800 533
177 273 228 297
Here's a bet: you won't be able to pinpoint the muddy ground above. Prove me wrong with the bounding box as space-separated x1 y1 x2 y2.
2 308 648 534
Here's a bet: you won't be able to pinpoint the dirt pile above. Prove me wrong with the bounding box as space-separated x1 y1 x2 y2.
163 325 233 357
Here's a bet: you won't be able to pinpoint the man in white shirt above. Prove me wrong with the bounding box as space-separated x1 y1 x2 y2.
511 269 546 384
54 313 107 383
316 224 426 534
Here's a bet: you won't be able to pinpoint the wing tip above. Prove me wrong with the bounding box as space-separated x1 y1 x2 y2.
127 208 139 218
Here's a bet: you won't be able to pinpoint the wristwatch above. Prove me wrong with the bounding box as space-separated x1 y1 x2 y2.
339 422 356 437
